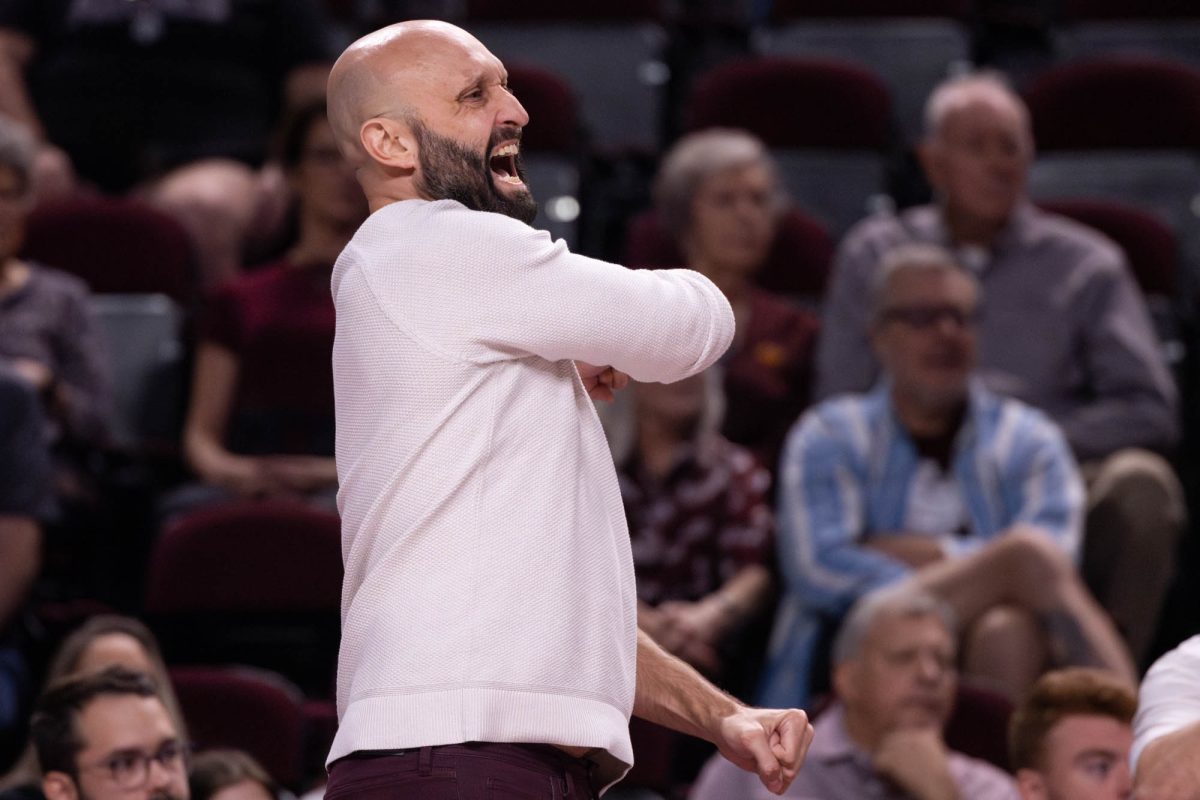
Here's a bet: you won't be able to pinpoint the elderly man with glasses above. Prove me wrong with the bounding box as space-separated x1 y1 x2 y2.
759 243 1135 713
30 666 189 800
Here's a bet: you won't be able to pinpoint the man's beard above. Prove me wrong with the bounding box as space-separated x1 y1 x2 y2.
412 121 538 225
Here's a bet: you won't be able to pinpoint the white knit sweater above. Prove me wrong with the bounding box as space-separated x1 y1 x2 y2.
327 199 735 787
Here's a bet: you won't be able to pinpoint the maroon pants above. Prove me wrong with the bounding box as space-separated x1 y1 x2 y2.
324 742 600 799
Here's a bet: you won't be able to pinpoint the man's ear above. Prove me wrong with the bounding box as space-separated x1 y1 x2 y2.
360 118 417 171
831 661 857 704
42 770 80 800
1014 767 1048 800
916 140 944 195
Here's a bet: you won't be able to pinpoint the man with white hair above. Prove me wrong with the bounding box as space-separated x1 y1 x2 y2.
759 243 1134 710
693 588 1020 799
815 72 1183 669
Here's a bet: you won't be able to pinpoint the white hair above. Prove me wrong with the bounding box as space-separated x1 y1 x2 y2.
869 242 978 324
832 586 957 666
923 70 1031 143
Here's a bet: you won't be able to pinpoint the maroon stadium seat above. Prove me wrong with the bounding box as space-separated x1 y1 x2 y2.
770 0 968 20
466 0 661 22
1025 57 1200 151
684 56 892 150
146 501 342 614
170 665 307 789
146 501 342 696
1060 0 1199 20
21 196 196 306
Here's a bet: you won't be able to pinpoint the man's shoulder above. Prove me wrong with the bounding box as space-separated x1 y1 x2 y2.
946 749 1020 797
840 205 937 252
968 387 1069 464
1019 206 1125 270
347 199 555 267
787 391 883 460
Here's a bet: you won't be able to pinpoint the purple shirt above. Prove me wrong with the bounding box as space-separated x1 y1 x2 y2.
689 704 1019 800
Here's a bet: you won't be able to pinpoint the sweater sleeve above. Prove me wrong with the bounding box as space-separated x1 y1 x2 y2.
355 203 735 383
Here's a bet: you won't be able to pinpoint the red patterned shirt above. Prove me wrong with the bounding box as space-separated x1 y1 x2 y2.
619 434 774 606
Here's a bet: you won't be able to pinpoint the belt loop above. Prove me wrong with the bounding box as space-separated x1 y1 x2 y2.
562 770 575 797
418 746 433 776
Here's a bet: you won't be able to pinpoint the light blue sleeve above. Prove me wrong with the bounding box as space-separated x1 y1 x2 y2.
776 408 910 617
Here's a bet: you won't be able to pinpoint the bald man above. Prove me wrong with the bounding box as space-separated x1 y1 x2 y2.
322 21 813 800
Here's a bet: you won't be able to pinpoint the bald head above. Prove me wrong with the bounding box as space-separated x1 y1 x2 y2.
326 21 533 217
327 20 492 162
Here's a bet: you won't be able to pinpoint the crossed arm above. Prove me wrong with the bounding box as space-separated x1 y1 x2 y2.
577 367 815 794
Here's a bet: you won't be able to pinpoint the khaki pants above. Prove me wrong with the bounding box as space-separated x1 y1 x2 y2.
1082 449 1185 668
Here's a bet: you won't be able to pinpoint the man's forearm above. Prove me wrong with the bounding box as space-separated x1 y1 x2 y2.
633 627 738 741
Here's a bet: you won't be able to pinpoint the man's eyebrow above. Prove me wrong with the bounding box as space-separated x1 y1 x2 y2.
100 746 143 761
1072 748 1119 762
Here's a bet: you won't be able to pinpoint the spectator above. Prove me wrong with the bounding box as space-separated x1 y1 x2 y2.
0 615 186 798
0 116 109 454
653 128 819 473
1009 668 1135 800
1131 635 1200 799
617 370 774 683
188 750 275 800
30 667 188 800
759 243 1134 709
0 368 51 741
172 101 364 512
0 0 335 284
815 71 1183 666
691 588 1019 799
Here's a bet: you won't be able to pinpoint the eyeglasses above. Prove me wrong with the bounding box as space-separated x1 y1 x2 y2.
80 740 189 789
879 304 978 330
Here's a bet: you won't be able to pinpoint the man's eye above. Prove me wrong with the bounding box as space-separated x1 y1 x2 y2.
108 753 140 774
1081 756 1113 779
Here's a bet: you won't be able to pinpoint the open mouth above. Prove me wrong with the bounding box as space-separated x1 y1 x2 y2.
489 142 524 186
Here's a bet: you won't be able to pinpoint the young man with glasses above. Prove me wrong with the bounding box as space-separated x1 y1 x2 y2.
759 243 1135 711
31 666 189 800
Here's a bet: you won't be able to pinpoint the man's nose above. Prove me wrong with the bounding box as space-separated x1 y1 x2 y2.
144 756 175 791
500 87 529 129
916 652 945 681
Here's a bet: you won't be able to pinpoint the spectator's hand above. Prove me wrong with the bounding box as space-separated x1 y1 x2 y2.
7 357 53 392
204 455 288 498
261 455 338 493
641 601 722 675
865 533 947 568
658 599 729 673
715 706 814 796
575 361 629 402
1134 722 1200 800
873 728 959 800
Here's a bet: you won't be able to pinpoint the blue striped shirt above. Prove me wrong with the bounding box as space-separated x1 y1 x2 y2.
759 380 1082 707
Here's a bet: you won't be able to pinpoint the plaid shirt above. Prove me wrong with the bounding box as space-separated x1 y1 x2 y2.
619 434 774 606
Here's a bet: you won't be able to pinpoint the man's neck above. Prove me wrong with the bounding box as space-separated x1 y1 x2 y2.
941 206 1008 248
841 705 887 752
891 387 967 441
